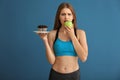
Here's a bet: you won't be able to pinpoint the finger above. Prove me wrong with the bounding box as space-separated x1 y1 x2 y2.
65 26 72 32
38 33 46 37
65 26 70 30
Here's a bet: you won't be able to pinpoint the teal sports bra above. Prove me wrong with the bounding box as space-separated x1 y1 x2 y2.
53 38 77 56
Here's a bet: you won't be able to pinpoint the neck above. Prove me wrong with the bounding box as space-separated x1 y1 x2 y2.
59 26 67 34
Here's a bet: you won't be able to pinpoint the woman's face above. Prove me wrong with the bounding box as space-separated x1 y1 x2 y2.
59 8 73 27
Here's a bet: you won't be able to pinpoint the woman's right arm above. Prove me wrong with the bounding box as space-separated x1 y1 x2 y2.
40 31 56 65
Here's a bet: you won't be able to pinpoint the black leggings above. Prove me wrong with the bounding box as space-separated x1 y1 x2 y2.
49 68 80 80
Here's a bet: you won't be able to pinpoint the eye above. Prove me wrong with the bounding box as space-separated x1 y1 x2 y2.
68 13 72 16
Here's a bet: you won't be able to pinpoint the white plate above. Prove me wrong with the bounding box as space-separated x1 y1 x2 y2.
33 31 49 33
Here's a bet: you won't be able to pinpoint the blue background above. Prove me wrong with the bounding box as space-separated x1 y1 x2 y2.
0 0 120 80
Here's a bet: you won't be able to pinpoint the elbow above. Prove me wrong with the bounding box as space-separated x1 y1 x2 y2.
81 51 88 63
50 61 55 65
49 59 55 65
81 56 87 62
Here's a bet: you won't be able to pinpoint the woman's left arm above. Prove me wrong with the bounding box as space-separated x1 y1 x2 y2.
67 28 88 62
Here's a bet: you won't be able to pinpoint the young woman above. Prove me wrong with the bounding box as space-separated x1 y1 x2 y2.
39 2 88 80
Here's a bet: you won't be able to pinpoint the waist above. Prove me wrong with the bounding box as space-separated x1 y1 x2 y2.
52 56 79 73
50 67 80 75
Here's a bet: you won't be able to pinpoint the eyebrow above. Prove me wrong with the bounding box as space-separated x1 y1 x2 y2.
60 12 72 14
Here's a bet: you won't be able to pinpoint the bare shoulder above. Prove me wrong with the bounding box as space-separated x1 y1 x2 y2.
77 29 86 36
48 30 57 40
76 29 87 41
48 30 57 36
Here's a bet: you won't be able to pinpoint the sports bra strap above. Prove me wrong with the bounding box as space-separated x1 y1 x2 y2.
54 28 60 44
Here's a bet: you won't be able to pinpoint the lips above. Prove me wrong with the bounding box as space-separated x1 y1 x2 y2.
64 20 69 22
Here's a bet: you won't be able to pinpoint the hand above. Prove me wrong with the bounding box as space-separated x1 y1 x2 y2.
65 26 75 39
38 33 48 41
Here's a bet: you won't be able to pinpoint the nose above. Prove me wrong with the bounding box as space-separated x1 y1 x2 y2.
65 15 68 19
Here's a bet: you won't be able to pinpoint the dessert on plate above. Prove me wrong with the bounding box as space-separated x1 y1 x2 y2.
38 25 48 31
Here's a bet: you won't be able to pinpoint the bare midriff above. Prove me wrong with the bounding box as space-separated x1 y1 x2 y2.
52 56 79 74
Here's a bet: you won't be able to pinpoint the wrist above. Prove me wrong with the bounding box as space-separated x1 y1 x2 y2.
71 35 77 42
43 39 48 43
